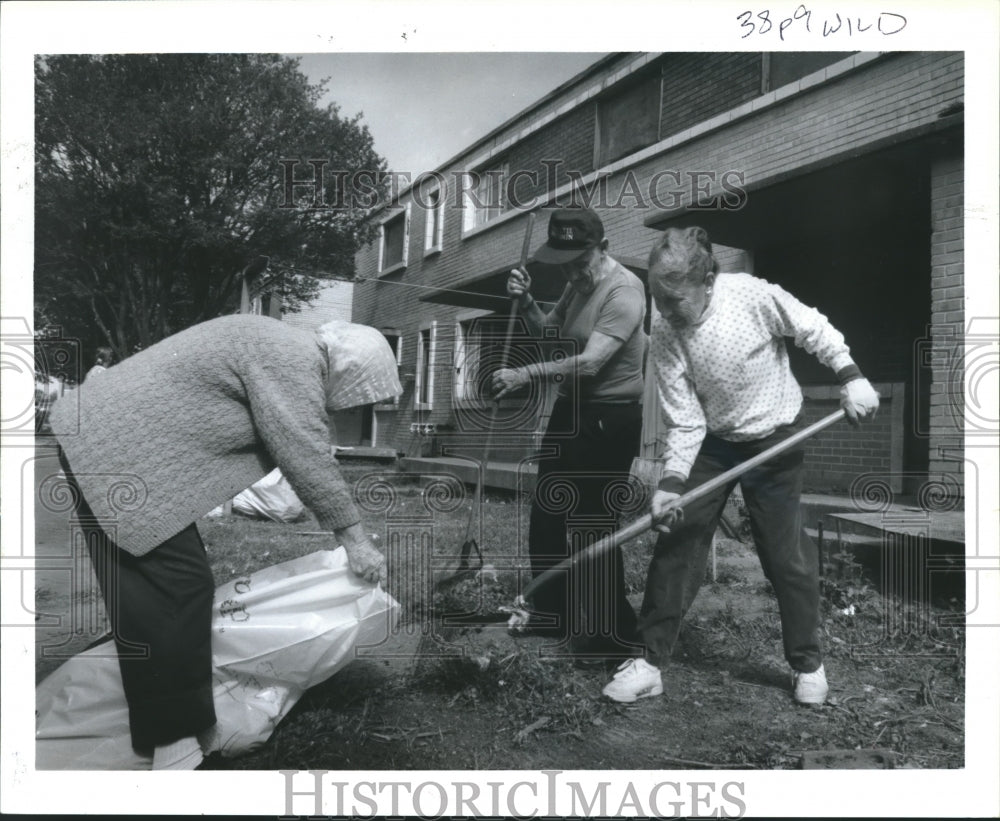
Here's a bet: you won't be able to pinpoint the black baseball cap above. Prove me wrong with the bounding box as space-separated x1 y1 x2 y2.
532 208 605 265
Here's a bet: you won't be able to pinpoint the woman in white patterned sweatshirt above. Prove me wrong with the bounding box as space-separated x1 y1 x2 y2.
603 226 879 706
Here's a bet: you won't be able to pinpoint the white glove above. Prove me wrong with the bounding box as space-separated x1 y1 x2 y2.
840 378 880 425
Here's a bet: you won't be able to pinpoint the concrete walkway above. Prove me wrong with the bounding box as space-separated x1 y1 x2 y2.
31 444 109 682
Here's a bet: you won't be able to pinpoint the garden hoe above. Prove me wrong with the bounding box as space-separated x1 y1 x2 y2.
435 212 537 592
502 408 849 630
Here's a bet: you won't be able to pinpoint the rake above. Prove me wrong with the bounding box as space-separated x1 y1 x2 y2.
437 212 537 589
503 408 848 628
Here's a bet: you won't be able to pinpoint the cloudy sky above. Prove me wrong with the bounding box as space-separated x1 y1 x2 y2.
293 52 605 175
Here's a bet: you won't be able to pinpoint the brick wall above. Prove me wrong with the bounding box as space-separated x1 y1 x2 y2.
352 226 445 445
605 52 964 263
352 52 964 468
799 384 904 493
593 52 961 498
635 384 904 494
659 53 761 141
927 153 965 500
506 104 596 205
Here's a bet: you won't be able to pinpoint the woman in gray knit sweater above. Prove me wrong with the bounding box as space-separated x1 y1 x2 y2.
49 314 401 769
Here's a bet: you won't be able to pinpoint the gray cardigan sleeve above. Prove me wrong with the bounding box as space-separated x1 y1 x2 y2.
240 349 362 533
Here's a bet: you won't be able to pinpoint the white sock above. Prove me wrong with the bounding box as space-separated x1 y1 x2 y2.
152 735 203 770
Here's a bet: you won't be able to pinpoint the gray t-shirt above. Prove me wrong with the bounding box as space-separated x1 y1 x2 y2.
547 260 646 401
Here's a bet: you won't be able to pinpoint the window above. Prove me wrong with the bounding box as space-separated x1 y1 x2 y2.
383 331 402 362
423 187 444 254
763 52 857 93
415 323 436 409
454 315 526 402
454 316 491 401
245 290 279 318
596 72 661 167
376 331 402 407
463 161 508 232
378 204 410 275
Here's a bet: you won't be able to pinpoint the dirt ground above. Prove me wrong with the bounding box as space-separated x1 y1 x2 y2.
33 454 965 771
208 531 964 772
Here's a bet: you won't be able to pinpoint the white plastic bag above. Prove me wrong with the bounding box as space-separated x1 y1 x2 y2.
231 468 305 522
35 549 399 769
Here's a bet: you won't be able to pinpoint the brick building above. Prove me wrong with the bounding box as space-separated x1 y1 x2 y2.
351 51 964 504
279 279 364 443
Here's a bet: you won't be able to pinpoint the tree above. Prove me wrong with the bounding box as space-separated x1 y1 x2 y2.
35 54 388 359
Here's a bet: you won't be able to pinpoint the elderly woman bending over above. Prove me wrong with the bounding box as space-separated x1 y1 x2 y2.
49 315 401 768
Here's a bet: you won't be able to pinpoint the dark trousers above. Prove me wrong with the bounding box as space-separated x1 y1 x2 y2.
637 422 823 673
59 451 217 751
527 398 642 655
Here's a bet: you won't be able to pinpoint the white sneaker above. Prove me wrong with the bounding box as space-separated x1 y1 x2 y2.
792 664 829 705
602 658 663 703
152 735 204 770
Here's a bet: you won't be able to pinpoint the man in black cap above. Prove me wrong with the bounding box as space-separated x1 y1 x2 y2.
493 208 647 663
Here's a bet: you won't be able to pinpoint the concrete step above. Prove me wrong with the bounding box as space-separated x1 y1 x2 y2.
805 525 881 550
800 492 859 530
334 445 400 462
399 456 536 493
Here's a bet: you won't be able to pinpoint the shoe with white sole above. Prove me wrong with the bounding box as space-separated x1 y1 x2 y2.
152 735 204 770
792 664 829 705
602 658 663 703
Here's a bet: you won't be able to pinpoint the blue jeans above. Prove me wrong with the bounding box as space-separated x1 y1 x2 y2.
637 422 823 673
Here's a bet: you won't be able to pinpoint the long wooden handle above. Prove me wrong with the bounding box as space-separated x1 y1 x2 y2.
520 408 846 601
463 213 538 544
519 211 537 269
499 211 536 368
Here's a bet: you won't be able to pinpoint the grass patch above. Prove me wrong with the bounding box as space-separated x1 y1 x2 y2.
150 471 970 770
